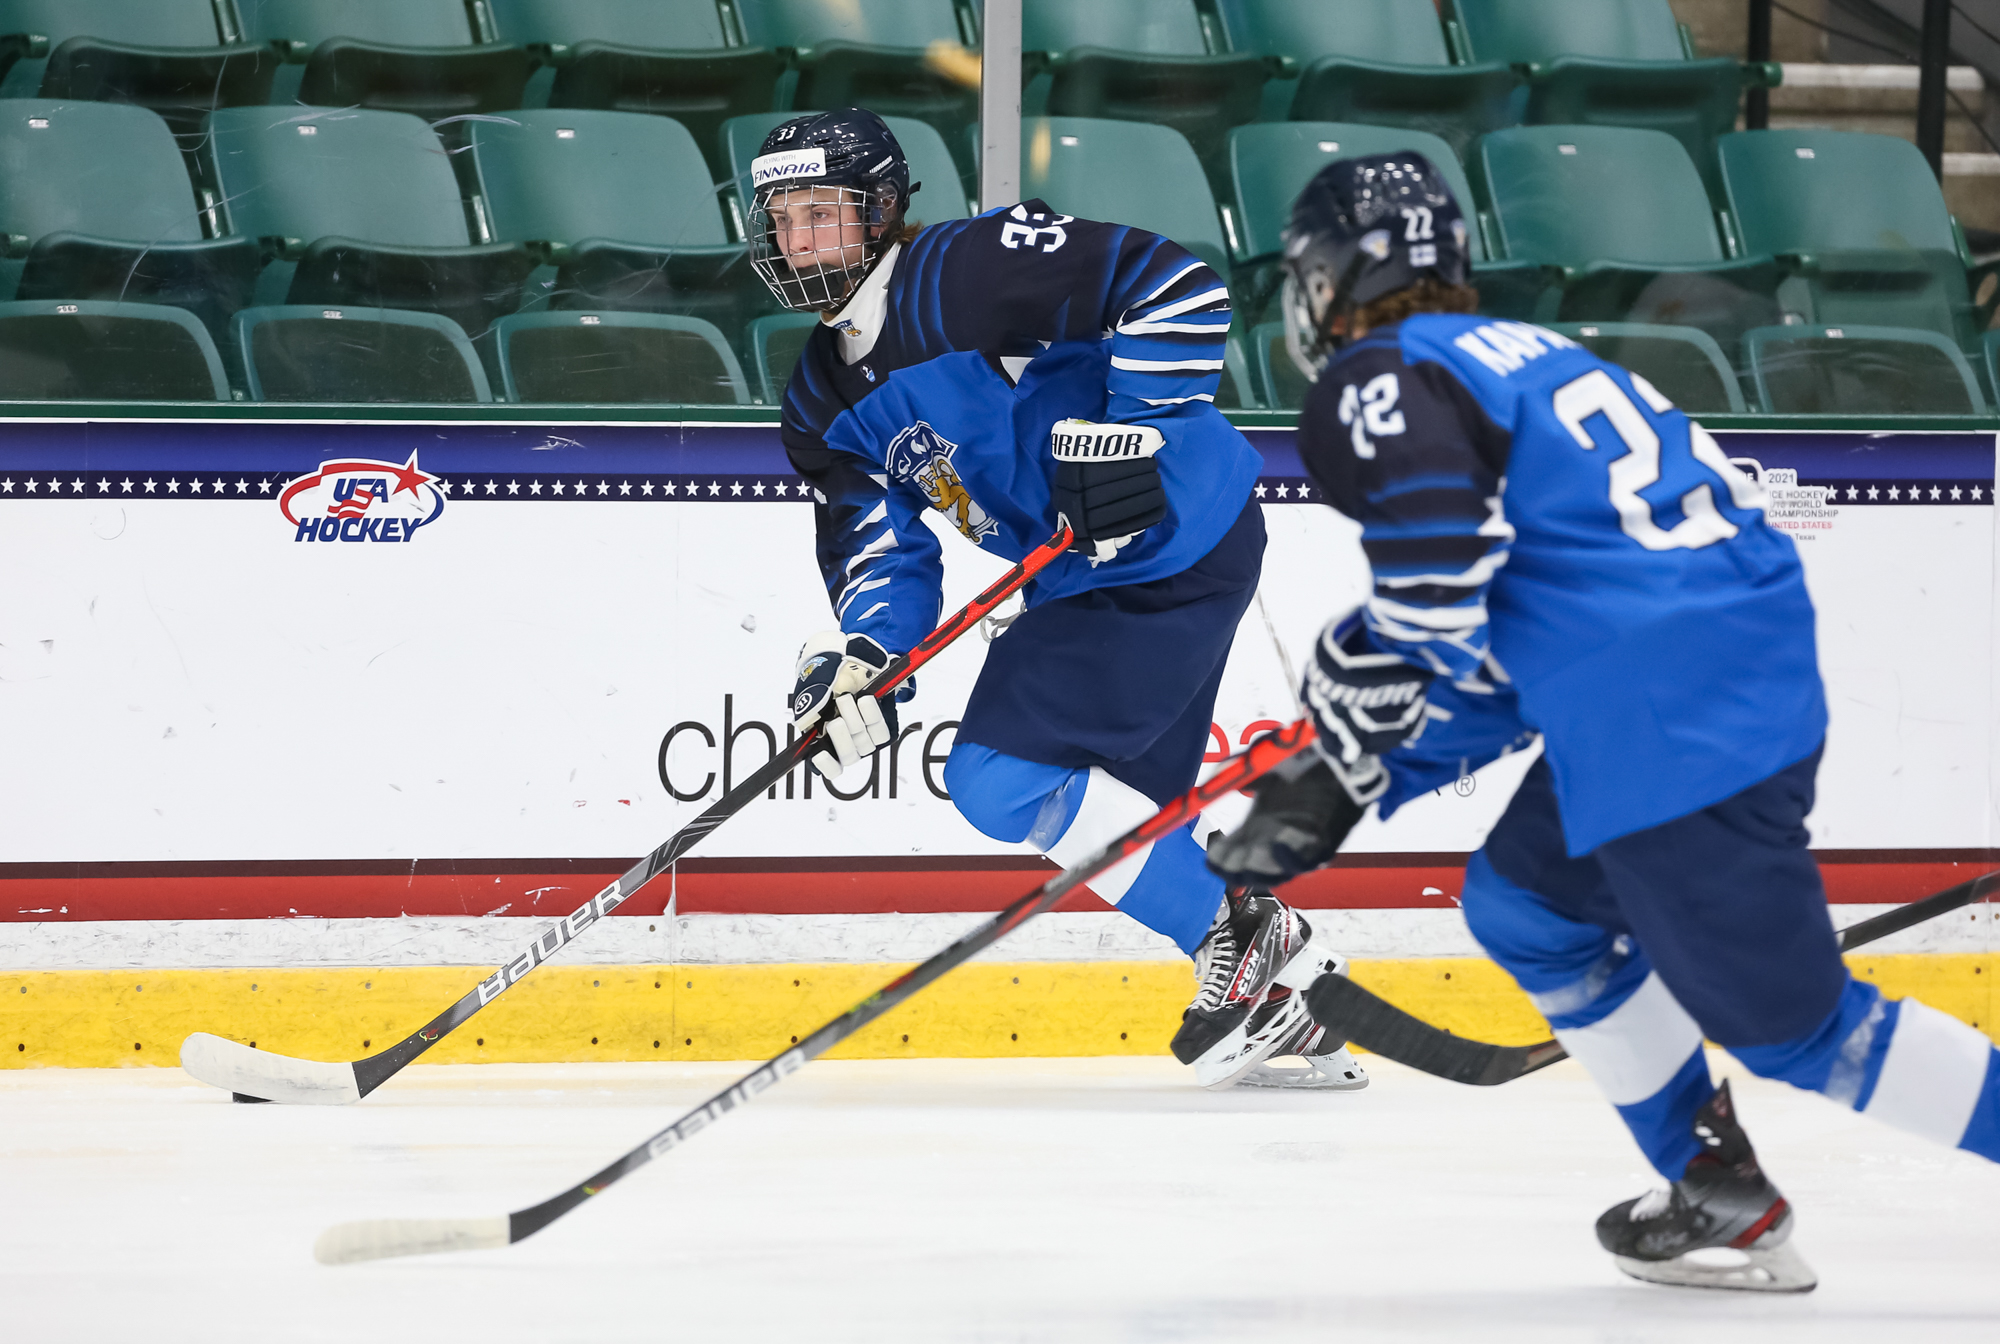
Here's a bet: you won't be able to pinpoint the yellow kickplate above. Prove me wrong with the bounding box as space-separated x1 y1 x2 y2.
1 953 1989 1069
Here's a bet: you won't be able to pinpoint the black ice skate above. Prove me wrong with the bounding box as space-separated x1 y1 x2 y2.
1234 989 1370 1091
1170 889 1350 1089
1596 1081 1816 1293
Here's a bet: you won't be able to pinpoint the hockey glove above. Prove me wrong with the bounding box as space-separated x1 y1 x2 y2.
1206 750 1371 884
790 631 907 779
1049 419 1167 565
1301 614 1433 767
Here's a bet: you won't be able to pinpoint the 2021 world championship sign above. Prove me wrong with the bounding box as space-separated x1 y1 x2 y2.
0 419 1994 1066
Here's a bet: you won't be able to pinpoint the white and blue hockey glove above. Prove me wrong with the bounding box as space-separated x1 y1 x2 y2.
1301 614 1433 767
1049 419 1167 566
790 631 908 779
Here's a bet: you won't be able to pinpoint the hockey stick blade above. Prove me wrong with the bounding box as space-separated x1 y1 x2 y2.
184 528 1074 1105
315 1217 509 1265
314 719 1318 1261
1304 868 2000 1087
1305 974 1567 1086
180 1033 360 1105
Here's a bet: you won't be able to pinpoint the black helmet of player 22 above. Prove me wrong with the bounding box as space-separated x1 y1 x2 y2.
1280 152 1470 380
748 108 913 313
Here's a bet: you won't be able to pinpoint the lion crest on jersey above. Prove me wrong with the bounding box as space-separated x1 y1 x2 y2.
885 421 998 543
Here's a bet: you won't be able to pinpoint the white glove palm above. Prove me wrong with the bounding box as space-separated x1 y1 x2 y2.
791 631 899 779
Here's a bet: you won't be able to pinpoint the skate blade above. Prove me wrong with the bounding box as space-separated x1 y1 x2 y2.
1236 1052 1371 1091
1613 1242 1817 1294
1193 994 1311 1090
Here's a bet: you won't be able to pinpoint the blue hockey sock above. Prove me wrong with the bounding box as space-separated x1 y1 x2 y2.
943 743 1223 954
1612 1048 1716 1179
1731 978 2000 1162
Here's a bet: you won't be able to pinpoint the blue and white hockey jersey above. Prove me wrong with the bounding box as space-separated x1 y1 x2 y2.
782 201 1262 657
1299 315 1827 854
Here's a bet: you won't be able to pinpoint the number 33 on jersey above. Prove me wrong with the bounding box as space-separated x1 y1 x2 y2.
1297 313 1825 857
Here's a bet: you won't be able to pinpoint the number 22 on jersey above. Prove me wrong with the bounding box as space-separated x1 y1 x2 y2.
1551 369 1767 552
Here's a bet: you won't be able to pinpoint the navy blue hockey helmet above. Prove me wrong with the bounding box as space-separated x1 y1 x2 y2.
1280 153 1470 379
748 108 913 313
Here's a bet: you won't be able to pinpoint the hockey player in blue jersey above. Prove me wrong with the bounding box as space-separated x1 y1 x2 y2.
750 108 1364 1090
1207 152 2000 1289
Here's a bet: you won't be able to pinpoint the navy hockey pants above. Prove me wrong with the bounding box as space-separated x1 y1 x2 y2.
1462 749 2000 1179
943 500 1265 953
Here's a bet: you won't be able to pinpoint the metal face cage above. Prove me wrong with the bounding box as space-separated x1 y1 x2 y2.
748 182 894 314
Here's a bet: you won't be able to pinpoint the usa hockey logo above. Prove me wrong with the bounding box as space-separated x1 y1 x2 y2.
885 421 997 543
278 452 444 544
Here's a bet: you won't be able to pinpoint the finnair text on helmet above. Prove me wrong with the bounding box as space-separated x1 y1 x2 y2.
751 147 828 188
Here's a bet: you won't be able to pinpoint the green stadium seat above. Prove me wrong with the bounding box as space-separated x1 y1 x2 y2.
1218 332 1260 408
1249 319 1309 409
471 110 734 246
496 311 749 403
204 106 532 344
236 0 480 46
747 311 820 404
741 0 980 174
0 2 278 141
488 0 732 47
721 112 971 222
491 1 777 185
1475 127 1779 351
1717 130 1985 345
1018 118 1229 280
1978 330 2000 405
236 0 528 122
1023 0 1268 182
0 298 228 400
1746 324 1985 415
234 304 492 401
469 108 757 334
1547 321 1745 413
1214 0 1521 162
1221 122 1543 323
1454 0 1767 200
0 101 259 344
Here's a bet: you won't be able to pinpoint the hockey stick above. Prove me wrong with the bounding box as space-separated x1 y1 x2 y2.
180 527 1075 1106
312 718 1321 1264
1305 867 2000 1087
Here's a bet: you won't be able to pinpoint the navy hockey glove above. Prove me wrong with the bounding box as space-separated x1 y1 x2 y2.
790 631 909 779
1049 419 1167 565
1301 614 1433 766
1206 751 1371 884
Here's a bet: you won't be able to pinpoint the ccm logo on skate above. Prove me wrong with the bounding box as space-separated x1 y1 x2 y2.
278 452 444 543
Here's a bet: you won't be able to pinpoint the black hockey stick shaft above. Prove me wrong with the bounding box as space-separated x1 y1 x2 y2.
207 528 1072 1102
1309 867 2000 1087
316 718 1320 1261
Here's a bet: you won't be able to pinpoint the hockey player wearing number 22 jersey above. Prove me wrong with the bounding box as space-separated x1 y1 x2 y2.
1206 153 2000 1291
752 109 1362 1091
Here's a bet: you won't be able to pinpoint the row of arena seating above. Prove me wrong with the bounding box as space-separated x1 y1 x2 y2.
0 0 1772 200
10 300 1991 413
0 90 1988 410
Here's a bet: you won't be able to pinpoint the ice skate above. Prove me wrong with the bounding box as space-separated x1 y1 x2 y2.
1235 993 1370 1090
1171 888 1350 1089
1596 1081 1816 1293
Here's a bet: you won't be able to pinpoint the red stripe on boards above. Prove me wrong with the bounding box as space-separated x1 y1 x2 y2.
0 853 1991 922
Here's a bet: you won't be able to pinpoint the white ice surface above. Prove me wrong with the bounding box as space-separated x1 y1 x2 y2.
4 1053 1998 1343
